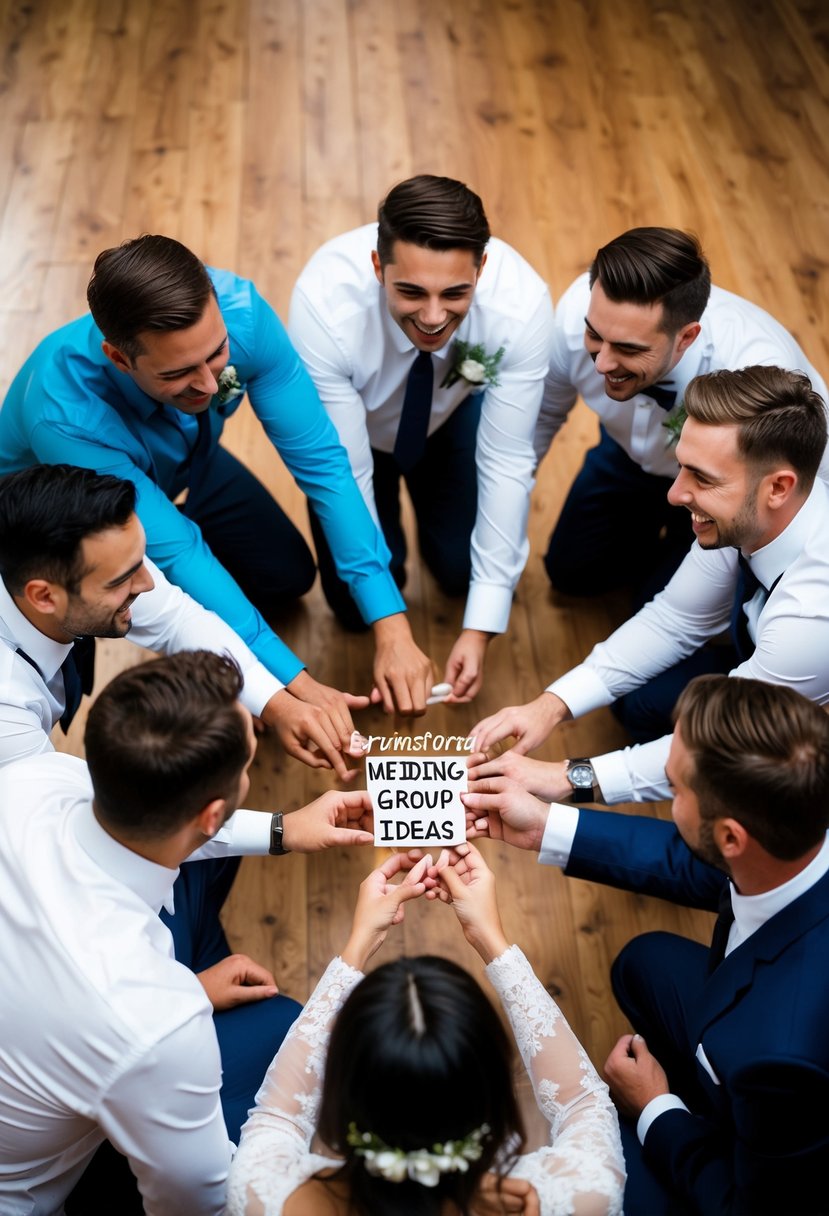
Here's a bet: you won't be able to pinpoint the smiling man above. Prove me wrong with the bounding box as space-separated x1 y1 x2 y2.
0 235 434 749
470 365 829 805
535 227 828 602
289 175 554 701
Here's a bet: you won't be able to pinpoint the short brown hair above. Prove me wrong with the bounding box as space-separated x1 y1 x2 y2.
85 651 248 840
684 365 827 490
589 227 711 333
675 674 829 860
87 234 215 362
376 175 490 268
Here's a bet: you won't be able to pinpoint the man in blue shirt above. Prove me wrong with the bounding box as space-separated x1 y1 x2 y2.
0 236 434 771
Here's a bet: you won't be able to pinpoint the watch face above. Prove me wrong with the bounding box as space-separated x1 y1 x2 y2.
569 765 594 788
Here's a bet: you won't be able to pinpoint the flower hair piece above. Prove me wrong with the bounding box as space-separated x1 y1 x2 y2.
346 1121 490 1187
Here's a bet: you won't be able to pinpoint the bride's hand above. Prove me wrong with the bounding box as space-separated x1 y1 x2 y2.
430 843 510 965
473 1172 540 1215
341 851 432 970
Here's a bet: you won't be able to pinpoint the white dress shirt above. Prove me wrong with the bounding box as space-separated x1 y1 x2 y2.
547 482 829 802
536 275 829 477
289 225 555 634
0 753 236 1215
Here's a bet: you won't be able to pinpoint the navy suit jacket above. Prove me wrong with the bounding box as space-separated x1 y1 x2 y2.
567 811 829 1215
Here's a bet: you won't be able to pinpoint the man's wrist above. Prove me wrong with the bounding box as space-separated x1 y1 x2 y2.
268 812 290 856
371 611 411 641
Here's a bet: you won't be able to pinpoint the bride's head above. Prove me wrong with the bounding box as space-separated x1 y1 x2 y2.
317 955 525 1215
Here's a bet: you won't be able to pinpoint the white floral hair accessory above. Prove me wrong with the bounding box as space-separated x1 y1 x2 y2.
346 1121 490 1187
216 364 244 404
441 340 505 390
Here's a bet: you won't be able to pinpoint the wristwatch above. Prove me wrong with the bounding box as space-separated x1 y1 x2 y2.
565 758 597 803
268 811 290 856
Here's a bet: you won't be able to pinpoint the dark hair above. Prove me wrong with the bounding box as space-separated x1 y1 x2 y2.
589 227 711 332
315 955 524 1216
85 651 249 840
675 675 829 860
376 176 490 268
684 365 827 490
87 234 215 362
0 464 136 595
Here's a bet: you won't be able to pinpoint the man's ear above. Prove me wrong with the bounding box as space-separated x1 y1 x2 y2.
763 468 799 511
22 578 63 617
714 816 749 860
195 797 228 841
674 321 701 358
101 341 133 374
475 251 488 283
371 250 384 286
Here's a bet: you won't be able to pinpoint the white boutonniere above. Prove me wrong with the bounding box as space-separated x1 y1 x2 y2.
441 340 505 390
216 364 244 405
662 402 686 448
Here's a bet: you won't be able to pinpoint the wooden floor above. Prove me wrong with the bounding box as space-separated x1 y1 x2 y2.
2 0 828 1119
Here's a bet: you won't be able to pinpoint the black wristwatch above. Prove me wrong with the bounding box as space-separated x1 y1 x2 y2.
268 812 290 855
565 758 597 803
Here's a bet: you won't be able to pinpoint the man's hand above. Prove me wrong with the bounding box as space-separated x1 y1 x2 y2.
462 774 551 852
474 1173 540 1216
470 691 570 754
604 1033 670 1120
467 751 573 803
282 790 374 852
442 628 493 702
369 612 434 715
197 954 278 1012
429 843 509 964
341 852 433 970
262 672 370 780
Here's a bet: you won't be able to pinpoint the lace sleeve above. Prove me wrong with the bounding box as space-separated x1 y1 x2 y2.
487 945 625 1216
224 956 362 1216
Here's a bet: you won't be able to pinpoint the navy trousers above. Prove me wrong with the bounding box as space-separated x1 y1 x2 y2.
611 932 710 1215
611 644 737 743
66 858 300 1211
184 444 317 616
544 427 693 607
309 393 482 630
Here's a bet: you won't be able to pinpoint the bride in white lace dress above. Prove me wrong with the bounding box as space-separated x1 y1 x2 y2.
226 844 625 1216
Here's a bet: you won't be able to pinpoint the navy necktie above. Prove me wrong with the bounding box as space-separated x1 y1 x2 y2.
730 554 765 662
645 383 678 411
707 884 735 974
187 409 213 490
393 351 434 472
59 636 96 733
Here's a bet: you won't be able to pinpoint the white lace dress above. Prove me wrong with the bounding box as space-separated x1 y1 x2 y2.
225 945 625 1215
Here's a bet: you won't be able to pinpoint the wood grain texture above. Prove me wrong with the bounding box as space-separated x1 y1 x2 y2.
2 0 826 1090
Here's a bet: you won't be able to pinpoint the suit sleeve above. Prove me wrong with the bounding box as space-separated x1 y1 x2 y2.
644 1059 829 1214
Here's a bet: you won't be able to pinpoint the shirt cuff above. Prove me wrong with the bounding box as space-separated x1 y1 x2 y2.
538 803 580 867
238 665 284 718
546 666 613 719
591 750 633 805
349 570 406 626
213 808 272 854
462 582 512 635
637 1093 689 1143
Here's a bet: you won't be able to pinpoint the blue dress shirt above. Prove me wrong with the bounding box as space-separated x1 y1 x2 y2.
0 269 404 682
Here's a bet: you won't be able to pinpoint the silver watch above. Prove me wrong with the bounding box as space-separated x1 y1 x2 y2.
565 758 597 803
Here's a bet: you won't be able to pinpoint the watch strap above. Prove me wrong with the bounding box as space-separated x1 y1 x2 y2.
268 811 289 855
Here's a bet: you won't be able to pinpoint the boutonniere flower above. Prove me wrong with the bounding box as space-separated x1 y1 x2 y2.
662 402 687 448
216 364 244 405
441 340 505 390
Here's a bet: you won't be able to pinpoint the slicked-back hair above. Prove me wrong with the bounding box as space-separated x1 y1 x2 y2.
0 464 136 595
376 175 491 269
85 651 248 841
315 955 524 1216
589 227 711 332
675 675 829 860
684 365 827 490
87 234 215 363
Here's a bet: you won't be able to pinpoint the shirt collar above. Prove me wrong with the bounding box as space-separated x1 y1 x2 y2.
742 482 821 590
730 832 829 946
72 801 180 916
0 577 74 682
